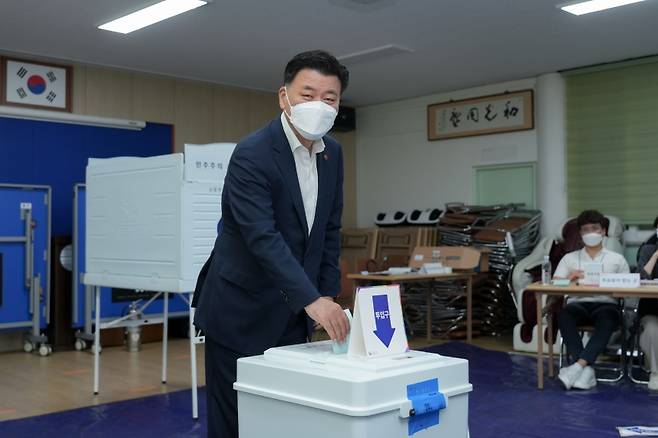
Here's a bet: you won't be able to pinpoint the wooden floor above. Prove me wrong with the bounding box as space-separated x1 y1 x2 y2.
0 338 205 421
0 334 512 422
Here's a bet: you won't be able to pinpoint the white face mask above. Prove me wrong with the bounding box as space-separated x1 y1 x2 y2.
284 87 337 141
582 232 603 247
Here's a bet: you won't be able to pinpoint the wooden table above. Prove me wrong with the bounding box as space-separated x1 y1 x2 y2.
526 282 658 389
347 271 475 343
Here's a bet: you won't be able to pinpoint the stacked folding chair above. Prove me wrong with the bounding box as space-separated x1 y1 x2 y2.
402 280 472 339
339 205 541 339
435 204 542 337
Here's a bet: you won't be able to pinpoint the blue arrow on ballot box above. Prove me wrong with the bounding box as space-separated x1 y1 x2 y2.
372 294 396 347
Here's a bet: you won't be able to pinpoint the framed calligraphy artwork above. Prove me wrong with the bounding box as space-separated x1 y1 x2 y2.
427 89 533 141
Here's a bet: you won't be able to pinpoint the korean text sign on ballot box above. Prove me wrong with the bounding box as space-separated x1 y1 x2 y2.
349 285 409 357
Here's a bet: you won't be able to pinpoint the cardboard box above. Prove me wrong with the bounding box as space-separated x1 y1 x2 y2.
409 246 491 272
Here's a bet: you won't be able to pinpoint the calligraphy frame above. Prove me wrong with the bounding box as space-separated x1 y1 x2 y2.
427 89 533 141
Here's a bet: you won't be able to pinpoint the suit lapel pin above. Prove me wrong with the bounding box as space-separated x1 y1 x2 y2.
323 153 329 161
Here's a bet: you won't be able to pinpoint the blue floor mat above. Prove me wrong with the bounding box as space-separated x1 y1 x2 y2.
426 342 658 438
1 342 656 437
0 389 206 438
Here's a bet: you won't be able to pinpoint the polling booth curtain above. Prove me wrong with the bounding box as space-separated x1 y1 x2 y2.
565 58 658 225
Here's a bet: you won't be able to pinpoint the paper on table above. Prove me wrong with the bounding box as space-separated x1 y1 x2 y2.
617 426 658 436
359 267 413 276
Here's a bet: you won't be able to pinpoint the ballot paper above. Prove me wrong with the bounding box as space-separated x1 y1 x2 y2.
618 426 658 436
331 309 353 354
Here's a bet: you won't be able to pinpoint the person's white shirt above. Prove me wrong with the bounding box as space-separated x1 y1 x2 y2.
553 247 630 304
280 112 325 235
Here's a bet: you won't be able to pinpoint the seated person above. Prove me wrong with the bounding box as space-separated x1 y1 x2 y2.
636 215 658 390
553 210 630 390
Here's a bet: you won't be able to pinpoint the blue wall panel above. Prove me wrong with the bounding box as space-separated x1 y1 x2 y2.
1 116 176 332
0 117 172 236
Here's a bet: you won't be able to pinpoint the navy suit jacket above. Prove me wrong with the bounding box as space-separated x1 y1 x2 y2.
194 117 343 355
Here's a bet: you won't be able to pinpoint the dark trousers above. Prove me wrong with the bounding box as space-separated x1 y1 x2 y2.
558 301 620 365
205 313 307 438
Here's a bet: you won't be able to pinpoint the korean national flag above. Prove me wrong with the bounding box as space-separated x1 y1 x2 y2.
5 60 67 109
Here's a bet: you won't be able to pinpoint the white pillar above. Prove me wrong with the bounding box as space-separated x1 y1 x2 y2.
536 73 567 238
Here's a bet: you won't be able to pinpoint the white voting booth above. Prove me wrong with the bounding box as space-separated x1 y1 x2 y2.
84 142 235 418
235 285 472 437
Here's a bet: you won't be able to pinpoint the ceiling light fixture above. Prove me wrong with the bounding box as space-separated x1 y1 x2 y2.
98 0 210 34
338 45 414 65
559 0 645 16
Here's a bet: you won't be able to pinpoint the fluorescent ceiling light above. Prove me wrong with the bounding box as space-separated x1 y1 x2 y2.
559 0 645 15
99 0 209 34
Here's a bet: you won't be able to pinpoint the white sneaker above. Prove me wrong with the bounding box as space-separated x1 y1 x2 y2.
649 373 658 391
573 366 597 390
558 363 584 390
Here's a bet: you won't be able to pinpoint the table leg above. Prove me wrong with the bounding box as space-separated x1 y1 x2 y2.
93 286 101 395
189 292 199 419
426 283 432 341
536 291 544 390
162 292 169 384
466 276 473 343
547 302 555 378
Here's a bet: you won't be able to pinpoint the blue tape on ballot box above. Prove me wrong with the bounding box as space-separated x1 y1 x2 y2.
406 378 446 436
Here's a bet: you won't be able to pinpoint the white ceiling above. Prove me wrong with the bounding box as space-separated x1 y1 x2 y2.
1 0 657 106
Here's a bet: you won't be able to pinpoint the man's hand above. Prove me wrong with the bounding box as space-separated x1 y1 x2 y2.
313 297 334 330
305 297 349 342
567 269 585 281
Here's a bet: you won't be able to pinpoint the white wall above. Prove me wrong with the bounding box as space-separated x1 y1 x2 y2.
356 78 539 227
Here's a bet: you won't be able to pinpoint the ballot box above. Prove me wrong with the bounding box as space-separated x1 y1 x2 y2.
234 341 472 438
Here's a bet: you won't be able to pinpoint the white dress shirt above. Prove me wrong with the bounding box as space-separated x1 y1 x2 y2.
553 247 630 304
280 112 325 235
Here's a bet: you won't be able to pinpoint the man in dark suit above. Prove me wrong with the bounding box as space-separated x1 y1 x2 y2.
194 50 350 438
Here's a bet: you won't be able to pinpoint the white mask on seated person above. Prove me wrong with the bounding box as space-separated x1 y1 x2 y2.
582 232 603 247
